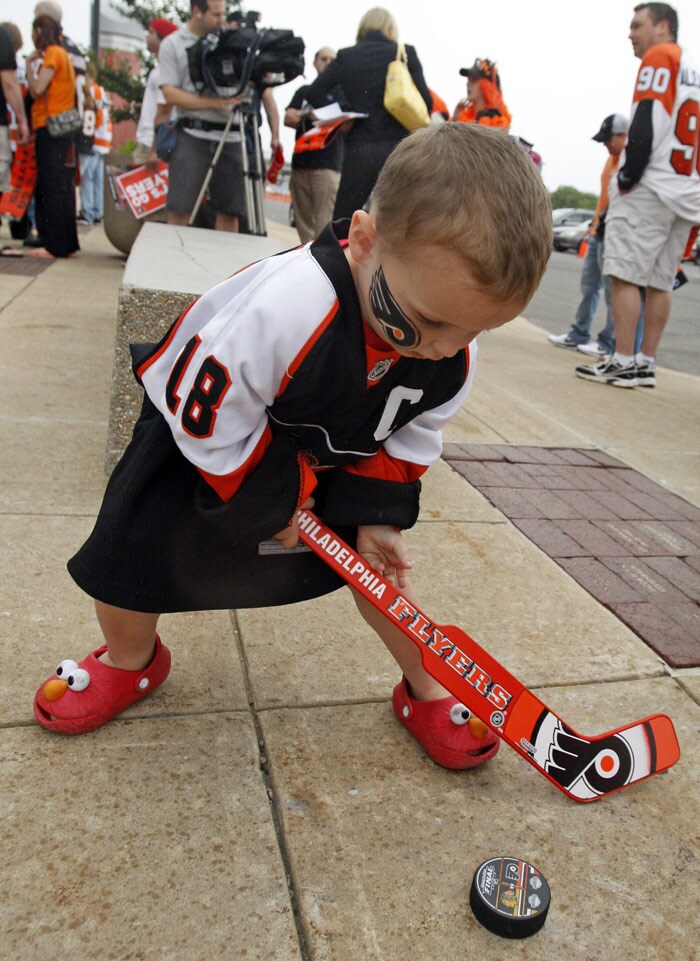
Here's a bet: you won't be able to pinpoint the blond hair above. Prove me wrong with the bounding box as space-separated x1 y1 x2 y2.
357 7 398 43
0 22 23 52
371 123 552 305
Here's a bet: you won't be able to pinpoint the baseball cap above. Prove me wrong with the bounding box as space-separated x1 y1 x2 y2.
592 113 629 142
150 18 179 39
459 59 501 89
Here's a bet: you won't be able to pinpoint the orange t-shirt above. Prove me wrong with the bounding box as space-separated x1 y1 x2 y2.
30 45 76 130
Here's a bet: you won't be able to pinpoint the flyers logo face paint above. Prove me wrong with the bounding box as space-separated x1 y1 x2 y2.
369 267 421 349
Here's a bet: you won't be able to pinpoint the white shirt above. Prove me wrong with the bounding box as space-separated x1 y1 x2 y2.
158 25 240 143
136 64 166 148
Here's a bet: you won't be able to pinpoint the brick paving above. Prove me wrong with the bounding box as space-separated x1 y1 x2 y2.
0 252 52 276
442 443 700 669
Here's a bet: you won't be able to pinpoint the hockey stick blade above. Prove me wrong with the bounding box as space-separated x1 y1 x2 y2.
296 510 680 802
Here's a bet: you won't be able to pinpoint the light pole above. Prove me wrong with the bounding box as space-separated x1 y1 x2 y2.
91 0 100 54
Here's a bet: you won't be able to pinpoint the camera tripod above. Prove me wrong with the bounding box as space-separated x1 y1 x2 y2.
188 84 267 236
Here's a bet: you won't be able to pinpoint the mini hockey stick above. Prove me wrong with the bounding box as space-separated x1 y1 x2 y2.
296 510 680 803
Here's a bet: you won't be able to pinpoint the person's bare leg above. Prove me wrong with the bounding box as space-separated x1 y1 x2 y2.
352 586 449 701
215 212 238 232
94 600 160 670
640 286 672 357
611 277 643 356
167 211 190 226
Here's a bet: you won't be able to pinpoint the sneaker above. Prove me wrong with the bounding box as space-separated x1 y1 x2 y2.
575 358 638 387
635 362 656 388
548 332 579 349
577 341 608 359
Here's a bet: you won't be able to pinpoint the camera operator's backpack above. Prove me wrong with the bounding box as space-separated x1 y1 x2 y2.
187 28 305 97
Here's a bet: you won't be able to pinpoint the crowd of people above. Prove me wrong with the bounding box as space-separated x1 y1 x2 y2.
0 2 113 259
0 1 697 390
546 2 699 390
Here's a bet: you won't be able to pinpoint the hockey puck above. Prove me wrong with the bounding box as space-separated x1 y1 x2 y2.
469 856 550 939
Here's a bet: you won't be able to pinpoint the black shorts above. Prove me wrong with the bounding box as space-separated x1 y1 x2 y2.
68 395 351 613
166 130 246 218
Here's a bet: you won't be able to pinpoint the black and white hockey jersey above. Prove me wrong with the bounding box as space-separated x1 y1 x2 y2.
68 223 477 612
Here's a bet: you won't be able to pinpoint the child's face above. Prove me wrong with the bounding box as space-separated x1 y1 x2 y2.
347 212 524 361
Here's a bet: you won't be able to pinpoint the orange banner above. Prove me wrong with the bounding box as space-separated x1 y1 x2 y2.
0 142 37 218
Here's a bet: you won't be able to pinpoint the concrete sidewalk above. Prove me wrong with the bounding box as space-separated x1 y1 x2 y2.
2 225 699 961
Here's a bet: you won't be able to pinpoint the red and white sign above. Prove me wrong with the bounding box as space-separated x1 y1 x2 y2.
0 142 37 218
113 162 169 219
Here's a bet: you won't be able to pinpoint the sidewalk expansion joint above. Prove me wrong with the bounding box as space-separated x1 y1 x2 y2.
442 444 700 670
229 609 313 961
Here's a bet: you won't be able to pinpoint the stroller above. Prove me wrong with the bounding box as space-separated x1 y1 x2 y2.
186 27 304 234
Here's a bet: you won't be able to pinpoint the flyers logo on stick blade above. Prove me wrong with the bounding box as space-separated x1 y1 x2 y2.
530 712 653 800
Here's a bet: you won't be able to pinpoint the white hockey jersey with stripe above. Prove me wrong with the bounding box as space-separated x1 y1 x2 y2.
621 42 700 219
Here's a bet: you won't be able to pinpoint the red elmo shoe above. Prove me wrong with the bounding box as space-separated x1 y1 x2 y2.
392 676 500 770
33 635 171 735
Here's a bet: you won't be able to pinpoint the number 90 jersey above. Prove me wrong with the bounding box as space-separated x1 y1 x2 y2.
628 42 700 219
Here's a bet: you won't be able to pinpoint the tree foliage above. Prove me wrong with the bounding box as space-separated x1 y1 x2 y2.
549 185 597 211
96 50 150 124
111 0 191 29
94 1 199 123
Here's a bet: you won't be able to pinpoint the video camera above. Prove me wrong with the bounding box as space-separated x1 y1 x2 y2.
226 8 262 29
187 26 305 99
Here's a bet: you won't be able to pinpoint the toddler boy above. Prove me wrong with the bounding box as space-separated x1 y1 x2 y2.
35 124 552 769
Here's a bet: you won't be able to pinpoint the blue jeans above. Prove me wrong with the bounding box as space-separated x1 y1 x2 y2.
79 151 104 222
569 235 643 353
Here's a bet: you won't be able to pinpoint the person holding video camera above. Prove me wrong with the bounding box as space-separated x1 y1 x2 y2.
159 0 245 231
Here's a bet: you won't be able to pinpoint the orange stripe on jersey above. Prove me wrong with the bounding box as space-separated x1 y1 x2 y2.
197 421 273 502
135 298 199 380
684 224 699 259
276 300 339 397
342 449 427 484
633 42 680 116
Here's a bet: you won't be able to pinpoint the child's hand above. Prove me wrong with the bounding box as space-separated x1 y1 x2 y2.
273 498 315 549
357 525 413 590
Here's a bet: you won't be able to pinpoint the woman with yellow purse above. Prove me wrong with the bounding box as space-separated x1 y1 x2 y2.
304 7 432 220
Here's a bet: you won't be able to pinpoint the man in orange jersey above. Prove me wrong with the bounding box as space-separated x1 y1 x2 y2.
576 3 700 389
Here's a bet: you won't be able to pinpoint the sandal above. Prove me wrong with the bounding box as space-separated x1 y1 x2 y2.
392 676 500 770
33 635 171 735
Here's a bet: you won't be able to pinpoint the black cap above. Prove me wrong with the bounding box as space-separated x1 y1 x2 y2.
459 59 501 90
592 113 629 142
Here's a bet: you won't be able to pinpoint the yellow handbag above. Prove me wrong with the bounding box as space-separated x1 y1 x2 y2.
383 43 431 132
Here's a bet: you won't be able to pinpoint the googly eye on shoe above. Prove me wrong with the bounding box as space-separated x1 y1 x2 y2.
450 703 471 725
56 659 79 678
66 667 90 691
